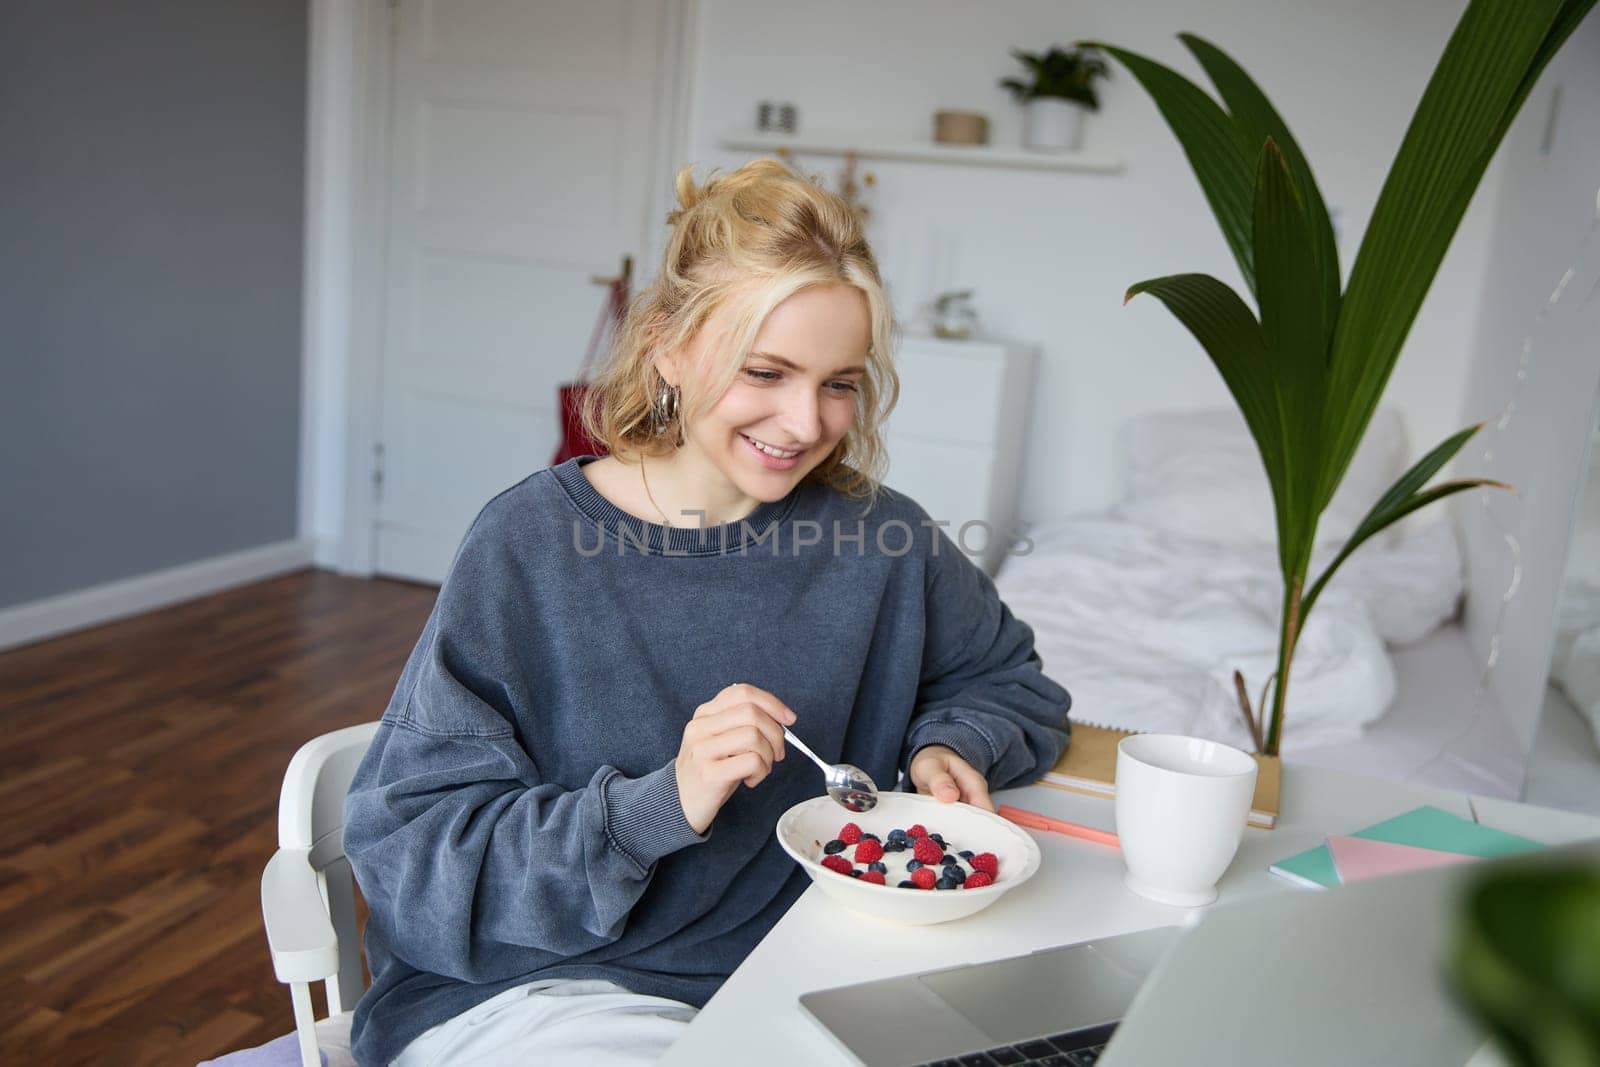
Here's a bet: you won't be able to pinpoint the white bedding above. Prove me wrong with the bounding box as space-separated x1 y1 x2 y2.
995 513 1465 756
1546 579 1600 753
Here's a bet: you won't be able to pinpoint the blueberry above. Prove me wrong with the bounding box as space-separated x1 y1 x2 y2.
883 841 906 853
898 880 916 889
861 832 880 843
949 866 967 884
930 833 946 848
823 839 846 855
868 861 887 874
935 876 958 890
959 850 974 860
886 828 909 844
849 869 862 878
940 855 958 866
906 859 923 871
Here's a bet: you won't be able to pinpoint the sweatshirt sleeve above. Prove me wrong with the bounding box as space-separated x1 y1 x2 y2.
342 507 706 981
902 524 1073 791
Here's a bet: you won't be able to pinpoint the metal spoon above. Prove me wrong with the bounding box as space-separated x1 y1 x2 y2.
782 727 879 812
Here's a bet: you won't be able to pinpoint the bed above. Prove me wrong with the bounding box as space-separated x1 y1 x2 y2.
994 407 1531 799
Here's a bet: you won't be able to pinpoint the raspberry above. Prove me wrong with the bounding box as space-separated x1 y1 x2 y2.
910 867 937 890
838 822 863 845
913 837 944 865
964 871 993 889
820 855 852 875
854 838 884 864
970 852 999 877
907 823 928 839
861 870 886 885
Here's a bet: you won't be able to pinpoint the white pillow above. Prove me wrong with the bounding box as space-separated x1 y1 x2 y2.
1114 406 1410 548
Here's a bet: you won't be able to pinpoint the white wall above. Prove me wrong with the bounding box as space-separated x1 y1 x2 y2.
685 0 1503 521
1453 11 1600 752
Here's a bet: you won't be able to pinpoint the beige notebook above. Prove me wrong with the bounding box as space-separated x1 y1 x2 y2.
1039 721 1282 829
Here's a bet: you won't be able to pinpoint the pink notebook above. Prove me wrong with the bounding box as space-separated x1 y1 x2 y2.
1326 834 1476 884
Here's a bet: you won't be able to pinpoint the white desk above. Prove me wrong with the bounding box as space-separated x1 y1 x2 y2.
660 764 1600 1067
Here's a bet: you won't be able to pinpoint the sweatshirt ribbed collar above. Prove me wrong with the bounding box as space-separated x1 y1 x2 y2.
552 456 804 556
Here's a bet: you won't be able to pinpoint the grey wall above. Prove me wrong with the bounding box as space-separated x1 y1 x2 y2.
1453 11 1600 751
0 0 307 608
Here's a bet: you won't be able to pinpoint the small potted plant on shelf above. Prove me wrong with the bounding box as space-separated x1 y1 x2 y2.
1000 45 1109 152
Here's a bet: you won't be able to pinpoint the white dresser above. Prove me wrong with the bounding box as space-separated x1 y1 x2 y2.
880 335 1037 575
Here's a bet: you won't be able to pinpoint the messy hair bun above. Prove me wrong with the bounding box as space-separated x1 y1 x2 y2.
582 159 899 501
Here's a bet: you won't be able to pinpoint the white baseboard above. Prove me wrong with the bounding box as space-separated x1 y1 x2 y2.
0 539 316 652
310 535 343 570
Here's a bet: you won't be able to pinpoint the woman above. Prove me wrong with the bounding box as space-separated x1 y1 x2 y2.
343 159 1072 1066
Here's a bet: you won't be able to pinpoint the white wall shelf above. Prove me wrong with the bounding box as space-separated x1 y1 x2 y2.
719 129 1122 174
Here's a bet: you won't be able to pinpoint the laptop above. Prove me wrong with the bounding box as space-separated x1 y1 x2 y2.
798 840 1599 1067
799 924 1173 1067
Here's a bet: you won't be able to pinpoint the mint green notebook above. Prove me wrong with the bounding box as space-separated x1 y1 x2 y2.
1269 805 1545 889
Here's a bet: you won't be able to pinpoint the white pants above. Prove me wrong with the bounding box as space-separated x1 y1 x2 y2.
390 977 698 1067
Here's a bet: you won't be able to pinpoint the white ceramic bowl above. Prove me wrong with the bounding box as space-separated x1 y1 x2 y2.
776 792 1041 926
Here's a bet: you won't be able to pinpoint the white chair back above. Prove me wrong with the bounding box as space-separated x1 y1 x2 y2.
261 721 379 1067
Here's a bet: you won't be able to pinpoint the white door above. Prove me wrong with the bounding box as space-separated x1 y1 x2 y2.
374 0 673 582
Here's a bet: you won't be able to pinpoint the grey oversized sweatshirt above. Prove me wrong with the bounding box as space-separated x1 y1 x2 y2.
343 456 1072 1065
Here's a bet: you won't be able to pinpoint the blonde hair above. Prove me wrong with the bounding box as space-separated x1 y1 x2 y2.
582 158 899 501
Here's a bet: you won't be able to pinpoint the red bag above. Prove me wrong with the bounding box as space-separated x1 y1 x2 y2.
551 276 628 465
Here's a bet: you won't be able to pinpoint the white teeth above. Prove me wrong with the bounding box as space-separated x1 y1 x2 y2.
746 435 799 459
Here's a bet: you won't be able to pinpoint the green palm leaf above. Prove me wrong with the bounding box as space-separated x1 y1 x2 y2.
1318 0 1586 513
1497 2 1597 146
1123 274 1285 501
1179 33 1340 331
1084 42 1259 296
1252 137 1332 576
1302 425 1508 619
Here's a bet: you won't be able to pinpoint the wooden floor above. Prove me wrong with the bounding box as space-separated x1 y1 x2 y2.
0 570 437 1065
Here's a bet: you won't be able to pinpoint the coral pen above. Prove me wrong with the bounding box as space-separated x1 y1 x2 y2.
998 804 1121 848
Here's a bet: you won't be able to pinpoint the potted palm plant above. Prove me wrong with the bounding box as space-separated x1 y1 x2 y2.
1086 0 1594 756
1000 45 1109 152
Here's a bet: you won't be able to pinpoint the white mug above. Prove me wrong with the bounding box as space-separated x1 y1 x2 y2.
1114 734 1258 907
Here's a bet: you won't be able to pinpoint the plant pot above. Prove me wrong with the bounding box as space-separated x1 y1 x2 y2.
1023 98 1085 152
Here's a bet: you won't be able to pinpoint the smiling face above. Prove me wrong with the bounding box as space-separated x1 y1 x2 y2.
657 283 872 505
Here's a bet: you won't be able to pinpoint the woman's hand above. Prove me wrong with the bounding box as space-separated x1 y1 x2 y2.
909 745 994 811
675 683 796 834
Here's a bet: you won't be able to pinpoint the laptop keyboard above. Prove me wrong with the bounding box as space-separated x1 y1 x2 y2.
912 1022 1117 1067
